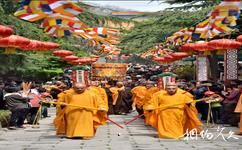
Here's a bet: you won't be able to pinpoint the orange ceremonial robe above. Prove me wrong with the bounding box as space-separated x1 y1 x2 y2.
147 90 199 139
65 91 99 138
142 87 160 128
88 86 108 127
131 86 147 109
54 88 74 135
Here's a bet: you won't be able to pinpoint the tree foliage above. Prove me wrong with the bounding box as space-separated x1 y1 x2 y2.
158 0 220 9
119 7 212 54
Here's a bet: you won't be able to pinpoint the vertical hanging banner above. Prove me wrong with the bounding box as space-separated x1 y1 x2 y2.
196 56 208 81
225 49 238 80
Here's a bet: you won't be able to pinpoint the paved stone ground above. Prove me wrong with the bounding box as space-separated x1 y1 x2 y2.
0 108 241 150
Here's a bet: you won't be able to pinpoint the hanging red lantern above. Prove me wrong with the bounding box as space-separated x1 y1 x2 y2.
78 57 89 63
63 55 79 61
208 39 241 50
0 35 30 48
20 40 44 51
236 35 242 43
43 42 60 50
170 52 189 58
0 25 14 37
53 50 73 57
153 57 166 62
192 42 213 52
71 59 83 65
164 55 175 60
180 43 195 52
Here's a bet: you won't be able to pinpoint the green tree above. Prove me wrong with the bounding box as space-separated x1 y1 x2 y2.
119 7 212 54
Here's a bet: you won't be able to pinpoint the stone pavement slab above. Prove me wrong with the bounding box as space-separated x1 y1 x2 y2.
0 108 241 150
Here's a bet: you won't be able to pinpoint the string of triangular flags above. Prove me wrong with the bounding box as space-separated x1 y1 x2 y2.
141 0 242 59
14 0 120 55
166 0 242 45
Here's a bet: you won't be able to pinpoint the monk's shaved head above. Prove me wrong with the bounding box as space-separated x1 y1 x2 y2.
73 82 86 94
166 82 177 87
165 82 178 95
117 82 123 88
146 81 154 89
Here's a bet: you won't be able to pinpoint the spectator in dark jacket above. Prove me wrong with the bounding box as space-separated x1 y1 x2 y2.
4 84 30 129
221 84 241 126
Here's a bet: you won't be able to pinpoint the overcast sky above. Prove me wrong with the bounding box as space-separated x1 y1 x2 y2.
83 1 181 12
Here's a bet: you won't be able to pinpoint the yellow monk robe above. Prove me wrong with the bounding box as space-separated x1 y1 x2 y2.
88 86 108 126
144 90 166 129
177 88 202 134
235 94 242 134
142 87 160 127
147 90 194 139
54 88 75 135
65 90 100 138
109 87 120 105
131 86 147 109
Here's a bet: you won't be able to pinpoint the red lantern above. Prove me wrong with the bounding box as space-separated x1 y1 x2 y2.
208 39 241 50
0 25 14 37
20 40 43 51
180 43 195 52
153 57 166 62
43 42 60 50
63 55 79 61
0 35 30 48
78 57 88 63
71 59 83 65
53 50 73 57
170 52 189 58
192 42 213 52
236 35 242 43
164 55 175 60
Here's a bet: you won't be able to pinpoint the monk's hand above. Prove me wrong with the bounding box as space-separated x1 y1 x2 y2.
186 103 191 107
145 108 153 113
60 104 66 109
98 107 107 111
98 109 106 115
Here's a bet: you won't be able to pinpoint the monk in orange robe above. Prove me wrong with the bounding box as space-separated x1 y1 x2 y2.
142 81 160 128
131 83 147 115
144 82 202 139
88 81 108 127
64 83 103 139
235 94 242 135
54 88 75 135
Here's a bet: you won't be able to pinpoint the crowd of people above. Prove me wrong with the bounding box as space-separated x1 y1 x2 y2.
0 64 241 139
